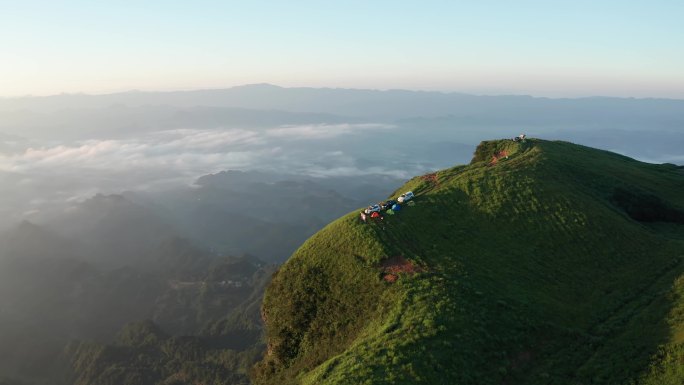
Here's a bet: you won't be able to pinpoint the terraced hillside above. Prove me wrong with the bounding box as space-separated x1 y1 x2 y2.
254 139 684 385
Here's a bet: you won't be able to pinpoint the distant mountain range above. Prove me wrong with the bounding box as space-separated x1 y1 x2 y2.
2 84 683 121
2 84 681 165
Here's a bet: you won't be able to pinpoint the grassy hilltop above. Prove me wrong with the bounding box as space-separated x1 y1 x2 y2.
254 139 684 385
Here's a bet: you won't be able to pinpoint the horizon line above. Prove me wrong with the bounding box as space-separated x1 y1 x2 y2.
2 83 684 102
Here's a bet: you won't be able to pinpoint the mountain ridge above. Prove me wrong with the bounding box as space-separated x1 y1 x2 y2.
4 83 684 102
255 138 684 385
3 85 683 122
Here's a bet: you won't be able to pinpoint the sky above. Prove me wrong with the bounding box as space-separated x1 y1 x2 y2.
1 0 683 98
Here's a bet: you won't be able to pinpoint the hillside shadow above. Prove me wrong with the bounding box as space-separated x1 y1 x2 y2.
385 185 684 384
611 187 684 224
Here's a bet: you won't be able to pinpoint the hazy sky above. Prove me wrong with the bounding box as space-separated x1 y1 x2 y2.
1 0 683 98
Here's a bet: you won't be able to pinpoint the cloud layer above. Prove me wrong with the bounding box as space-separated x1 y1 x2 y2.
0 123 394 176
0 123 414 227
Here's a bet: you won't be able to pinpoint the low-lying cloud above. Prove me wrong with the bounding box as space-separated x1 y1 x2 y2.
265 123 392 139
0 123 394 176
0 123 410 226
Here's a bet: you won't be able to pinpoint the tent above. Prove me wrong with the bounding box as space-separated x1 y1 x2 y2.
386 209 395 215
392 204 401 211
370 212 381 219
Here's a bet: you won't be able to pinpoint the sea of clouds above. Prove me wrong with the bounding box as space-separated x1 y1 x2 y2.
0 123 418 228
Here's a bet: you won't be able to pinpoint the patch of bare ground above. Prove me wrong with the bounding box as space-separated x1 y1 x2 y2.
380 256 423 282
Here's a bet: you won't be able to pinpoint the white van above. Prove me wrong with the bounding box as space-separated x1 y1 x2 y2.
397 191 414 203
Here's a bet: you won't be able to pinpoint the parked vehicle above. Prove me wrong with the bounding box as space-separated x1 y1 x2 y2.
397 191 414 203
364 204 382 214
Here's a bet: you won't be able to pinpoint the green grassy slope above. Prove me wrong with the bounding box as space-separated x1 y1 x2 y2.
254 139 684 385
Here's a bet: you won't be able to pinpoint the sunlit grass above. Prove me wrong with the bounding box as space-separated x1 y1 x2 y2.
255 139 684 385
